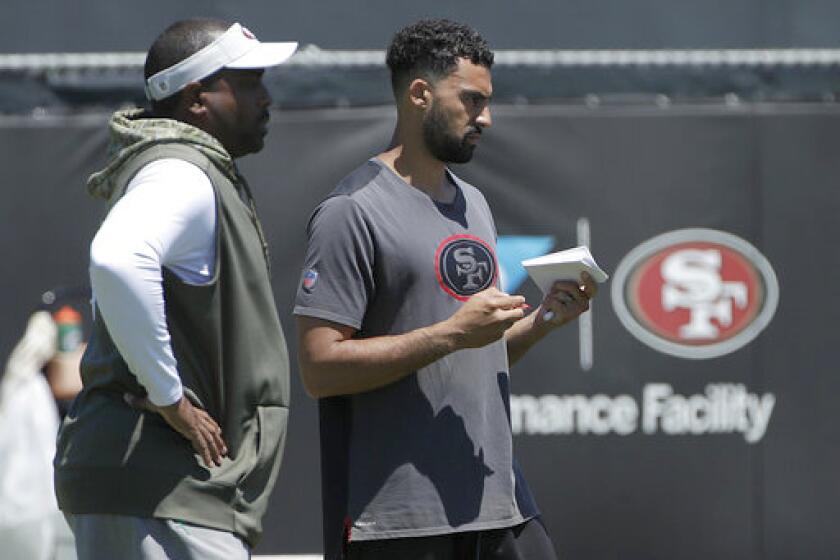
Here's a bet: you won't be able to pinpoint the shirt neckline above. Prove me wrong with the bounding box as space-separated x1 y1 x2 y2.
369 157 463 209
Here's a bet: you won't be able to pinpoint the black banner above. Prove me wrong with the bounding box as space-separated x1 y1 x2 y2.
6 1 840 52
2 103 838 558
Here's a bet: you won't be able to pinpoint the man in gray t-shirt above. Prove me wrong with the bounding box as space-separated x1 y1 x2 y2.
294 19 597 560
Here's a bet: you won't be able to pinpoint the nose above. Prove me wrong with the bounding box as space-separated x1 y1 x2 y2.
476 104 492 129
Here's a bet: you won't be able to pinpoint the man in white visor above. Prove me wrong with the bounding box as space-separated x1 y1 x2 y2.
55 18 296 560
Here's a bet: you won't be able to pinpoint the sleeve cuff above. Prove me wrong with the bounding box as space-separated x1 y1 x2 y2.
146 382 184 408
292 305 362 330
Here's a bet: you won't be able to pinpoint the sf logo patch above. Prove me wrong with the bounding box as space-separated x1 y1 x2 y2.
611 228 779 359
435 234 497 301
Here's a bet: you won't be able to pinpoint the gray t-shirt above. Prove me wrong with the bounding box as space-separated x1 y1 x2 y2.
294 159 537 555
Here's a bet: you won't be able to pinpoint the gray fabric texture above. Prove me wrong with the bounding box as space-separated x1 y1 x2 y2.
294 159 529 556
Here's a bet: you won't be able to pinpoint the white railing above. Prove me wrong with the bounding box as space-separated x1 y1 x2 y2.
4 47 840 71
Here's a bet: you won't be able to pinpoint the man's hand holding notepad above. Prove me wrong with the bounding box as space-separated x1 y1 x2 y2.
522 246 608 321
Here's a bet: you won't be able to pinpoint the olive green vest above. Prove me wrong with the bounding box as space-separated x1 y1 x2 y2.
54 144 290 547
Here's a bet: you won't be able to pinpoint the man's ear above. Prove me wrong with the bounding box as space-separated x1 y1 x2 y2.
408 78 433 110
179 81 205 118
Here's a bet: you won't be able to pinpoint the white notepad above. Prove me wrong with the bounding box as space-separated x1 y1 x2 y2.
522 246 609 295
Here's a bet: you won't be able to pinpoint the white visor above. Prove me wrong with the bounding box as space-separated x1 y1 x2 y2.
145 23 297 101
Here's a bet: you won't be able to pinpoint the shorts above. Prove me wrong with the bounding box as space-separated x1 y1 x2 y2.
346 517 558 560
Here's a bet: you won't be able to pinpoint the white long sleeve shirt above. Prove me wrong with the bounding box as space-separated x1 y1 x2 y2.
89 158 216 406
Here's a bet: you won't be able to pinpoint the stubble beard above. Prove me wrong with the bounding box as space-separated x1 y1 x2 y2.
422 104 477 164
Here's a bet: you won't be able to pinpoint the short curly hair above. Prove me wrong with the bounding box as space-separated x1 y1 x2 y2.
386 19 494 96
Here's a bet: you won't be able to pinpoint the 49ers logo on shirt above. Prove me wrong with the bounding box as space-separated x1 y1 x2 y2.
435 234 497 301
611 229 779 359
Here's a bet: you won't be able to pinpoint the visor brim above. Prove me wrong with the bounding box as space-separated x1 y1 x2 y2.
226 41 298 69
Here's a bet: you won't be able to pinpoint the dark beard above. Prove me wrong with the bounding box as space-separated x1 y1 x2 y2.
422 104 478 164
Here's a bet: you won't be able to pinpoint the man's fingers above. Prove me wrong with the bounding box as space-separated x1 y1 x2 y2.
203 414 228 458
567 285 588 307
475 288 525 307
498 307 526 323
193 429 220 468
153 397 227 468
213 428 228 457
539 286 591 324
195 436 216 468
488 293 526 309
501 297 527 311
550 281 578 294
551 282 588 307
579 272 598 299
550 278 597 301
204 433 223 467
195 411 226 466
